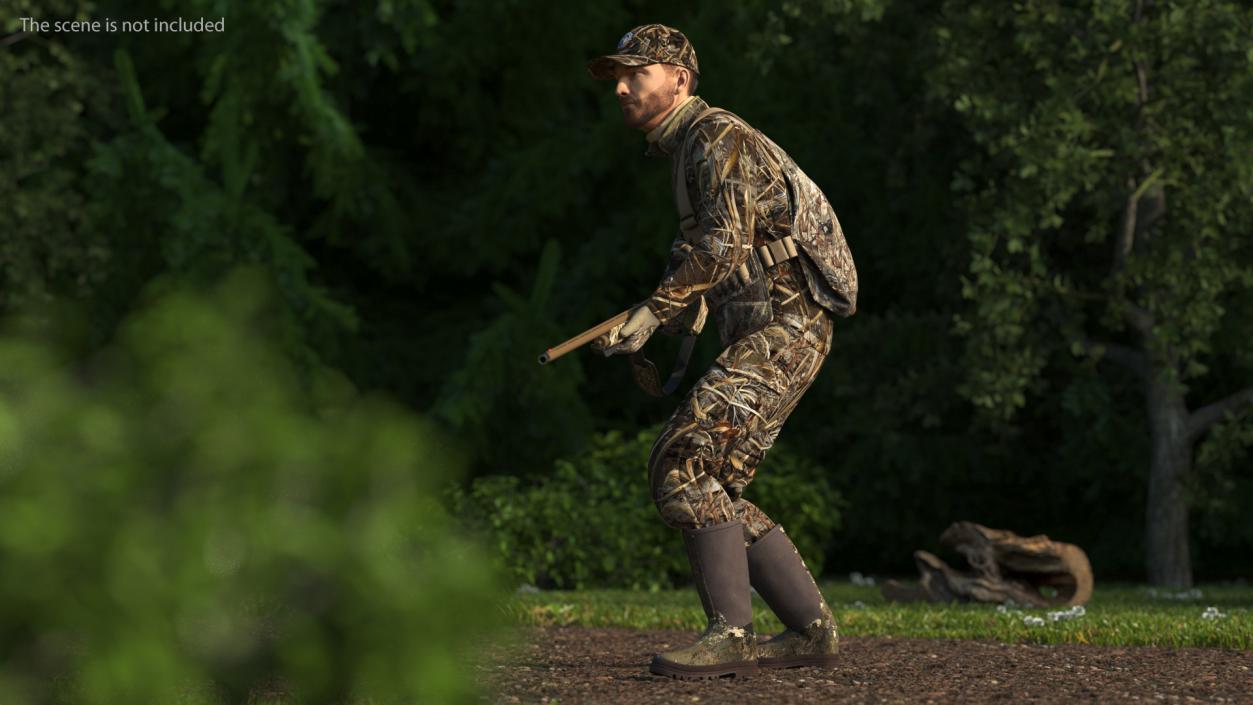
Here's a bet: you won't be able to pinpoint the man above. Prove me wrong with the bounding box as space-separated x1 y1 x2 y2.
587 24 858 680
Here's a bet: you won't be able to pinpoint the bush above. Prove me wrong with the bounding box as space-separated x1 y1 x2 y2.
454 426 844 590
0 271 502 705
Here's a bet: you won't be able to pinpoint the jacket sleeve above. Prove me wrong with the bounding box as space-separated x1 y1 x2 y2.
645 118 790 327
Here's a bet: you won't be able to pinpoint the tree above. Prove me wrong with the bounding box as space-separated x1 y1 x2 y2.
934 1 1253 587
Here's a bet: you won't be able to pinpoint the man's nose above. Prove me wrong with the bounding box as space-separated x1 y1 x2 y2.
615 79 629 98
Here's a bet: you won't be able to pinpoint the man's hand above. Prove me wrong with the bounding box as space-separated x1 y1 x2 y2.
590 304 660 356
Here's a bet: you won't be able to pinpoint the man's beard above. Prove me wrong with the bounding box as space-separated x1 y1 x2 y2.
622 89 676 130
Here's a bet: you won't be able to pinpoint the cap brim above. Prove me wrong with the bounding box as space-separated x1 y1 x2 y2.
586 54 651 80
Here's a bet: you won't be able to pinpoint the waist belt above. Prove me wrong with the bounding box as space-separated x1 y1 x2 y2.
755 235 800 269
714 235 802 300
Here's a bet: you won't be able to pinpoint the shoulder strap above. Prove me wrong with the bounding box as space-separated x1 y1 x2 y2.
674 108 734 240
627 335 697 397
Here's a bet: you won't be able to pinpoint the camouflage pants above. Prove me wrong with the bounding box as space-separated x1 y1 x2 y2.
647 308 834 543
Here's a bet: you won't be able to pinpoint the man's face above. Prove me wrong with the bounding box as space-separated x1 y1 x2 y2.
613 63 681 132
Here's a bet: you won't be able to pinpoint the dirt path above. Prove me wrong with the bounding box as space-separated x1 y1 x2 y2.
476 627 1252 705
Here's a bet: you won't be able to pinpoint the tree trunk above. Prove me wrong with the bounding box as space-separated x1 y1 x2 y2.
1144 371 1193 588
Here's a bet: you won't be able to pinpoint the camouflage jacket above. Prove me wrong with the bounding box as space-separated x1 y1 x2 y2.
642 96 858 348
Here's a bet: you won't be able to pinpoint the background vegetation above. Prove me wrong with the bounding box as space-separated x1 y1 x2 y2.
3 3 1252 695
452 427 842 590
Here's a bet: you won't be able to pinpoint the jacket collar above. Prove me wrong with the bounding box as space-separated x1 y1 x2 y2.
644 95 709 158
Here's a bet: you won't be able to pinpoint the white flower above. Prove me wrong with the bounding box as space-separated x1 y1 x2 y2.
849 571 876 587
1022 616 1046 627
1201 606 1226 620
1047 605 1086 622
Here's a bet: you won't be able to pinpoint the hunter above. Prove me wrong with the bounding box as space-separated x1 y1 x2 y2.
588 24 858 680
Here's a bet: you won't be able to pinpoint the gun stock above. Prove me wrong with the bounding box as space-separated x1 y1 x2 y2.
538 310 630 365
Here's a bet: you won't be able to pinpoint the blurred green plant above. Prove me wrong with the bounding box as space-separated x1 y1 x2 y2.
0 269 502 705
452 426 842 590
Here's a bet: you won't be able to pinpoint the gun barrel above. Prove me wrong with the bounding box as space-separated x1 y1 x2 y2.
538 310 630 365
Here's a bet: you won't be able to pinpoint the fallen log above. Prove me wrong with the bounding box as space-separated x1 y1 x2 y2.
881 521 1093 607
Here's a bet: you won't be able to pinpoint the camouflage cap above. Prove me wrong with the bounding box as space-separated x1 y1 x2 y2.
587 24 700 80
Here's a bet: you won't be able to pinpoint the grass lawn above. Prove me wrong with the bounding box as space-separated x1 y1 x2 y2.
504 581 1252 649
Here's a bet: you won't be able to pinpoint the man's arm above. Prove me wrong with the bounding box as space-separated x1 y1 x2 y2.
650 234 707 336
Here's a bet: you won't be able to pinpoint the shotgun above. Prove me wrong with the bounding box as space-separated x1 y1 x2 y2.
537 309 630 365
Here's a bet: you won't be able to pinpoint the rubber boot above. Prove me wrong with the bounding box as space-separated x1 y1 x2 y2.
649 521 758 680
747 524 839 668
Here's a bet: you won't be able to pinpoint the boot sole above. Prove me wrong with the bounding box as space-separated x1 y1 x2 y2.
758 653 840 669
649 656 759 680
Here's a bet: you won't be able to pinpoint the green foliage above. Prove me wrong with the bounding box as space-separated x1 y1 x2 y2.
452 428 686 591
1194 408 1253 549
433 240 594 474
83 48 357 361
453 426 843 590
0 0 116 314
933 0 1253 418
0 271 501 705
4 0 378 360
188 0 422 283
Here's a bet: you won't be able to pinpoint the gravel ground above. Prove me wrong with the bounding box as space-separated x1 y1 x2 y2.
476 627 1253 705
